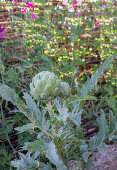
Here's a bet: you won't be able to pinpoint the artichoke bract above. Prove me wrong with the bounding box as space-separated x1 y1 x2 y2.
59 82 71 98
30 71 61 101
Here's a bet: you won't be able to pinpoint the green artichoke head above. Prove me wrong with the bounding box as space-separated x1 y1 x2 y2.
30 71 61 101
59 82 71 98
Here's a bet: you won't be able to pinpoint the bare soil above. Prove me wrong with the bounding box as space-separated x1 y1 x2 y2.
90 145 117 170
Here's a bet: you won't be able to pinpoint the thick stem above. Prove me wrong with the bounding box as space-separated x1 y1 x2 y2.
63 99 66 108
47 101 57 135
47 100 52 116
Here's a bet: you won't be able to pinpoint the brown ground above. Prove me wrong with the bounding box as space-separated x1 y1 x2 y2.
89 145 117 170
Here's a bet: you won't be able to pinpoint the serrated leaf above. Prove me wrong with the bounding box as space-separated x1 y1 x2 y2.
44 141 68 170
23 92 41 121
39 162 52 170
81 56 116 96
108 111 115 132
90 72 97 89
68 96 97 105
57 107 69 124
81 77 90 96
97 142 106 155
15 123 36 133
70 110 83 127
97 111 108 145
0 84 22 107
82 151 90 162
89 137 97 151
11 152 39 170
23 140 42 153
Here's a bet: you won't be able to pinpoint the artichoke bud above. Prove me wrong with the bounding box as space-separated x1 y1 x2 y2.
30 71 61 101
60 82 71 98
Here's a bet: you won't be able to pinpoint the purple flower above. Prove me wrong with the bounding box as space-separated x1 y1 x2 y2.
31 13 36 19
73 74 76 78
13 0 21 2
26 2 33 8
96 21 101 25
21 7 27 13
0 32 5 38
74 1 78 5
100 5 105 10
0 25 5 32
97 12 101 15
76 12 80 17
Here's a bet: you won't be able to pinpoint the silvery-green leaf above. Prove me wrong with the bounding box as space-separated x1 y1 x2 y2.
57 107 69 124
23 140 42 153
23 92 42 121
81 56 116 96
0 84 22 107
97 142 106 155
89 137 98 151
44 141 68 170
15 123 36 133
70 110 83 127
82 151 91 162
11 152 39 170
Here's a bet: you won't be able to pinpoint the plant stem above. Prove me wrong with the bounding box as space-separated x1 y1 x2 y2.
47 100 57 135
63 99 66 108
47 100 52 116
1 100 17 159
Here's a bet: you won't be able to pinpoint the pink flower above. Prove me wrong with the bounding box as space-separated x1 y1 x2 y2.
13 0 21 1
100 5 105 10
73 74 76 78
21 7 27 13
0 32 5 38
31 13 36 19
26 2 33 8
96 21 101 25
74 1 78 5
74 0 82 6
76 12 80 17
97 12 101 15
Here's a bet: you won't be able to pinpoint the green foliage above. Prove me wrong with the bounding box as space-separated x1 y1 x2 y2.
0 0 117 169
104 84 117 113
44 141 68 170
0 84 22 107
0 144 13 169
11 152 40 170
0 56 116 169
15 123 36 133
81 55 116 96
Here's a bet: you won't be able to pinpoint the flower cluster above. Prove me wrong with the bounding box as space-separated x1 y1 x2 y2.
63 0 82 16
13 0 22 2
0 25 5 38
12 0 36 19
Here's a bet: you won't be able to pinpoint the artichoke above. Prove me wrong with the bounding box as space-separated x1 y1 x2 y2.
59 82 71 98
30 71 61 101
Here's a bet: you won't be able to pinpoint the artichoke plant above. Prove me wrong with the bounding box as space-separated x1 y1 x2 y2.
30 71 61 101
59 82 71 98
